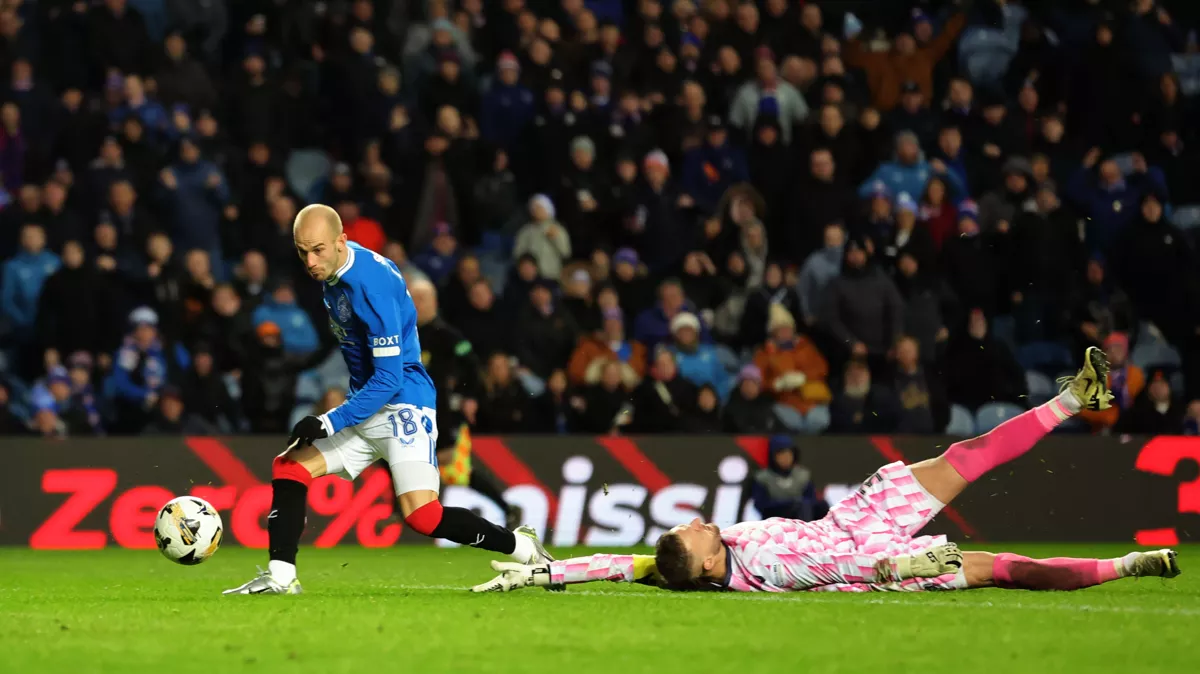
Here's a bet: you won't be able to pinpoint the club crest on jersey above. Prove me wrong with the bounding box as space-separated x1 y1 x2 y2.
336 294 352 322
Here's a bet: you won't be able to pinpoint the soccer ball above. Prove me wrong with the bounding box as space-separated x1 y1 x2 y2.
154 496 223 565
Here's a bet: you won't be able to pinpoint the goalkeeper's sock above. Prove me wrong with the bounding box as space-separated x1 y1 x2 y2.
944 392 1077 483
992 553 1122 591
267 455 312 574
405 500 518 555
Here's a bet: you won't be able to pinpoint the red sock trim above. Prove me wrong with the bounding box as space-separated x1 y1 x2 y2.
405 500 444 536
272 454 313 486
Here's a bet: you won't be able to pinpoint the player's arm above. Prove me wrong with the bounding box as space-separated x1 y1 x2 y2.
471 554 660 593
318 288 407 436
766 544 963 591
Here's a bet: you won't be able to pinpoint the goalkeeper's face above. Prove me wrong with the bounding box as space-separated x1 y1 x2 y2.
657 519 723 587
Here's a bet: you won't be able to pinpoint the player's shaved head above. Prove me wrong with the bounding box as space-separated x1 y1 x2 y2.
294 203 343 239
293 203 349 282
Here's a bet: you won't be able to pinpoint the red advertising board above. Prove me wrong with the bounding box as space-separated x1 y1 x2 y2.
2 435 1198 549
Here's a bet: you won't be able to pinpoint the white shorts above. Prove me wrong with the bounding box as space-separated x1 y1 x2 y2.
313 404 440 495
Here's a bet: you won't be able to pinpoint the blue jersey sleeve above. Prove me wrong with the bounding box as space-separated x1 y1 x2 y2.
321 286 409 434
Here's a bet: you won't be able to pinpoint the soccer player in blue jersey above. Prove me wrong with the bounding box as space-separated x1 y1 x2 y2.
225 204 552 595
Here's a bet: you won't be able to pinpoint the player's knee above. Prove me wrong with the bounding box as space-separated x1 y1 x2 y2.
403 498 443 536
272 453 315 485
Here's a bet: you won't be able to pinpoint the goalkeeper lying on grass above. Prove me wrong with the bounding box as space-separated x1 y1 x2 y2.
473 348 1181 594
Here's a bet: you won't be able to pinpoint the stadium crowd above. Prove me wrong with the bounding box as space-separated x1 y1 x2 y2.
3 0 1200 440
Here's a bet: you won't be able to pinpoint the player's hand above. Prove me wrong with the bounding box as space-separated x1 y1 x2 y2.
288 415 329 450
470 560 548 592
160 168 177 189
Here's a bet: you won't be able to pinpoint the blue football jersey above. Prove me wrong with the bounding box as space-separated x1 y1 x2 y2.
318 242 436 434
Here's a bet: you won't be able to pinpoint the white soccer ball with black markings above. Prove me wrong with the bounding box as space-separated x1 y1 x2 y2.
154 496 223 565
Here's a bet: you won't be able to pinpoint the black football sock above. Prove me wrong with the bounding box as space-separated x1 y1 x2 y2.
267 479 308 565
431 506 517 555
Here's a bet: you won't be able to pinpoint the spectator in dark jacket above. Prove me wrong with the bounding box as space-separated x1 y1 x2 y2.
722 364 779 433
820 235 905 366
513 280 579 379
681 113 749 214
751 435 829 521
943 308 1027 411
480 51 534 152
631 347 697 433
1066 150 1167 255
829 358 900 433
1116 368 1184 435
891 335 948 434
633 149 688 272
158 136 230 264
142 385 218 435
239 320 306 434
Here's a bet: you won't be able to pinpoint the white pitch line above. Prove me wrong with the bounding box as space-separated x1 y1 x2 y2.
382 583 1200 617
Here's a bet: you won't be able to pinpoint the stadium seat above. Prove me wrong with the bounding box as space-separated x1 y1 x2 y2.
803 405 831 435
517 370 546 397
1170 204 1200 229
773 403 805 433
286 149 333 204
1025 370 1054 405
1131 339 1183 370
1017 341 1073 375
945 404 975 436
974 402 1025 434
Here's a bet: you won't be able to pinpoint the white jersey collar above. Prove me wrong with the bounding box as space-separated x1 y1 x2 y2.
327 244 356 285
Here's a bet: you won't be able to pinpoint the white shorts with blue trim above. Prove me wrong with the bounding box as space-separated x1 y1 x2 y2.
312 403 440 495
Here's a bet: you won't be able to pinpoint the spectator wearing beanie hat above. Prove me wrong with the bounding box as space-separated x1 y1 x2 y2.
883 192 935 273
754 303 832 414
722 363 780 433
634 149 688 272
111 307 169 434
668 311 730 399
858 130 941 202
514 194 571 280
481 50 534 152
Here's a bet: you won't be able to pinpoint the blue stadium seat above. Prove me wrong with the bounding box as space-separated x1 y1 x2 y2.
974 402 1025 434
1025 370 1054 405
1017 341 1073 375
773 403 805 432
803 405 831 435
1131 340 1183 370
286 149 333 204
945 404 975 436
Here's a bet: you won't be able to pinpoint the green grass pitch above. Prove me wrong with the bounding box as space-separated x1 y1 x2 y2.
1 544 1197 673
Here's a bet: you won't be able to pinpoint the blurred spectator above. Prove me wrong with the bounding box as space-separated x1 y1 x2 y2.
741 258 804 350
893 252 953 364
941 203 998 315
751 435 829 521
457 279 508 361
476 352 530 433
411 279 482 440
158 136 229 263
556 137 607 254
820 235 904 367
480 51 534 152
729 48 809 143
754 304 831 414
881 192 935 273
30 365 95 436
110 306 168 433
789 148 854 263
513 280 578 379
251 280 319 357
843 10 966 111
829 359 900 433
180 342 240 434
142 384 218 434
568 307 646 387
1066 150 1166 255
634 278 697 350
681 113 748 214
891 335 948 434
530 369 576 433
633 149 688 272
514 194 571 280
239 320 306 434
1068 256 1137 353
797 223 844 327
611 247 654 323
683 383 724 433
722 364 778 433
338 200 387 254
858 131 942 201
413 222 461 286
1112 190 1200 347
630 346 697 433
668 311 728 397
0 382 26 434
3 224 60 345
1117 368 1184 435
1081 332 1145 433
943 308 1027 412
575 359 632 434
36 240 114 362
